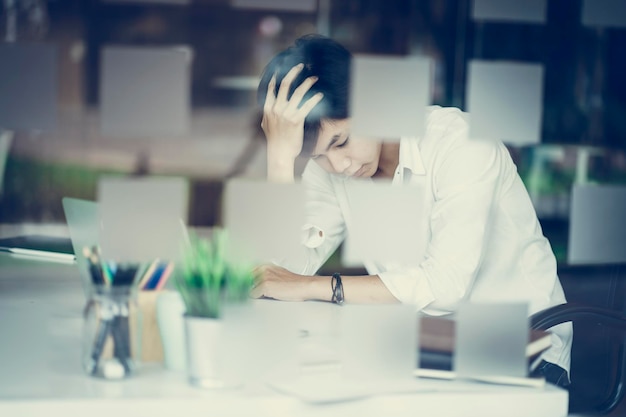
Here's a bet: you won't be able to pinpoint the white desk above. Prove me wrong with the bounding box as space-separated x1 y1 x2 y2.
0 257 568 417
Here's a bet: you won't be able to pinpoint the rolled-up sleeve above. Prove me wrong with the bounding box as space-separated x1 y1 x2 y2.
378 119 503 314
276 161 346 276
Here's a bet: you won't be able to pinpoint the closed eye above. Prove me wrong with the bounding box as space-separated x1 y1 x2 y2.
336 136 350 148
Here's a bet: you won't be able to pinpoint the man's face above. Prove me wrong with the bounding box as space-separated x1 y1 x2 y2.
310 119 382 178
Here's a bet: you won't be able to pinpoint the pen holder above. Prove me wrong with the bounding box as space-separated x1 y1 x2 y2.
137 290 164 363
81 285 141 379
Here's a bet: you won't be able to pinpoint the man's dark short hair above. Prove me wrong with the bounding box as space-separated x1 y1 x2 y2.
257 34 351 156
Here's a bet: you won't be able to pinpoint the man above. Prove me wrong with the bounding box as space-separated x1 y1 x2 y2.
251 34 572 387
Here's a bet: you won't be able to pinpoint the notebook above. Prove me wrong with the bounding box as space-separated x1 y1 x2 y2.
419 316 552 368
416 315 551 387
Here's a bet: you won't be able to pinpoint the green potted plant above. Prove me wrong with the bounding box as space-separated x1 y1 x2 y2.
175 229 254 388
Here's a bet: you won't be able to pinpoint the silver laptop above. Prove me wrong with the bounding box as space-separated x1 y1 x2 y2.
61 197 99 295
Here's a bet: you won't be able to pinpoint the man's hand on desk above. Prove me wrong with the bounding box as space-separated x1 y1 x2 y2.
250 265 400 304
251 264 315 302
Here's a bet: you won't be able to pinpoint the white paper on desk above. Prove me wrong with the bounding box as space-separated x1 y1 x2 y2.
100 45 191 138
338 304 417 382
231 0 316 12
350 55 431 140
466 60 544 146
0 43 58 132
267 374 431 404
219 300 299 387
472 0 547 24
455 302 528 379
222 179 305 266
582 0 626 29
568 184 626 265
98 176 189 263
343 181 428 267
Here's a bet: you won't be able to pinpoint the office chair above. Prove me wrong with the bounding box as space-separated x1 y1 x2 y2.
530 264 626 415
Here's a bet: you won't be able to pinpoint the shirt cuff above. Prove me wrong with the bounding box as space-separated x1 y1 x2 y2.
301 223 326 248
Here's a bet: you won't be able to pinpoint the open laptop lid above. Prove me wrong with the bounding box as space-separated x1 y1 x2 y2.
62 197 99 294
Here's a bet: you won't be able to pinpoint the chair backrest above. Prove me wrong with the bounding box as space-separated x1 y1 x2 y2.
556 263 626 415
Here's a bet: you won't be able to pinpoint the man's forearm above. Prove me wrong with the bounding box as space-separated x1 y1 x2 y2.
306 274 400 304
267 146 296 183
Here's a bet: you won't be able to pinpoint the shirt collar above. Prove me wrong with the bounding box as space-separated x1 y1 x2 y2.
398 136 426 176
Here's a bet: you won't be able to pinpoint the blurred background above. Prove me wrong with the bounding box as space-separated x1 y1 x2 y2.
0 0 625 265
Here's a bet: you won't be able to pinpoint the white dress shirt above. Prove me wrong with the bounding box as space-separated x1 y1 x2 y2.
279 105 572 373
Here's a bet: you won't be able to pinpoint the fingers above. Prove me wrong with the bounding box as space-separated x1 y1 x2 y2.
252 263 270 277
263 63 324 131
250 268 263 298
263 74 277 113
250 271 271 299
296 92 324 118
248 265 302 301
276 63 304 104
288 75 318 107
251 264 268 291
249 284 264 299
250 264 279 298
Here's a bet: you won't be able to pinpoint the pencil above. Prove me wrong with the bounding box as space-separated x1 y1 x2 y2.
90 246 112 286
83 246 105 285
154 262 175 291
138 258 160 290
101 261 113 286
143 263 165 290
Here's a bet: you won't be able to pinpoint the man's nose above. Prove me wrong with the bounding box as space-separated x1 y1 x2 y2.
328 154 350 174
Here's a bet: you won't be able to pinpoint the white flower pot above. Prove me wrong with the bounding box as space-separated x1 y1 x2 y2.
184 315 227 389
